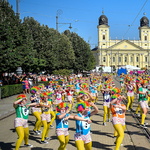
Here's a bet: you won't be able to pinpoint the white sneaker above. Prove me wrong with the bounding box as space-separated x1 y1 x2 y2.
140 124 147 129
40 140 49 144
50 125 54 129
33 130 40 135
108 119 111 122
37 130 42 134
144 122 148 126
103 122 106 126
45 137 51 140
24 144 33 147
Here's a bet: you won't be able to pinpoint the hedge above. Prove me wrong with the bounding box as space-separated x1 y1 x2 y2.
1 84 23 98
1 80 62 98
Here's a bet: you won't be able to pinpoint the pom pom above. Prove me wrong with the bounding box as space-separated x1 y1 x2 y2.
38 84 44 89
111 94 120 101
75 102 86 112
56 102 68 112
40 92 48 100
15 94 27 104
78 90 87 96
81 83 88 88
30 86 39 94
141 80 148 85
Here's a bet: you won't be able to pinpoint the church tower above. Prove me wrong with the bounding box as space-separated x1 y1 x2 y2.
97 11 110 48
138 14 150 47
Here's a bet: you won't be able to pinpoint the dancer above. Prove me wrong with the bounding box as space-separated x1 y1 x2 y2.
36 92 52 144
14 94 36 150
66 85 75 113
101 87 112 126
138 80 149 128
110 94 126 150
74 101 99 150
126 79 135 111
55 102 74 150
30 86 42 135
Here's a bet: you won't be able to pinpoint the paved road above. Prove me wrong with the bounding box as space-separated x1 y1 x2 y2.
0 77 149 150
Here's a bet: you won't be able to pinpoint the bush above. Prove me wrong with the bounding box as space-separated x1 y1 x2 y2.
1 84 23 98
53 69 71 76
38 81 49 87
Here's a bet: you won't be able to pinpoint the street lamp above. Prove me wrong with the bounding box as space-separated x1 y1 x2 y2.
56 9 72 31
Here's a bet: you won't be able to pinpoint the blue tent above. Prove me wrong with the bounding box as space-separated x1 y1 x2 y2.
118 67 127 76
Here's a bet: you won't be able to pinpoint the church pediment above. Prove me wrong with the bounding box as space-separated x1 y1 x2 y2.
108 40 143 50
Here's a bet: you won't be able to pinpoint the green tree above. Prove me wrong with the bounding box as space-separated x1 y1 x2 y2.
64 30 95 73
0 0 22 73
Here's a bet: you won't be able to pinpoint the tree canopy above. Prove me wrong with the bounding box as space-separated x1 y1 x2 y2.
0 0 95 74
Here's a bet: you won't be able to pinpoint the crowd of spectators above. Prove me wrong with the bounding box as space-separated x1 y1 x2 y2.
0 73 37 86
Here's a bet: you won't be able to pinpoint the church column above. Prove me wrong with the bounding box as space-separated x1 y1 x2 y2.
128 53 130 65
122 53 124 66
107 53 110 67
133 53 136 66
116 53 118 68
139 54 141 68
142 53 144 68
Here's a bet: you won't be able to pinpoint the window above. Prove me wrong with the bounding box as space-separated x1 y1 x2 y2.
113 57 115 62
103 57 105 62
137 65 139 67
145 36 147 41
131 57 133 62
145 56 147 62
146 65 147 67
103 35 105 40
119 57 121 62
103 43 105 45
136 57 138 62
125 57 127 62
145 44 147 46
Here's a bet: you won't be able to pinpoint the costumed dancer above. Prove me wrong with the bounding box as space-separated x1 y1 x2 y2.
14 94 37 150
135 77 142 117
74 101 99 150
55 102 74 150
138 80 149 128
119 74 124 92
30 86 42 135
37 92 52 144
77 89 94 103
101 86 112 126
65 85 75 113
126 78 135 111
75 80 81 96
110 94 126 150
89 82 97 103
47 91 55 129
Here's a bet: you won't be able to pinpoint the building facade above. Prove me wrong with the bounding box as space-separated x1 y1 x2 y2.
92 13 150 69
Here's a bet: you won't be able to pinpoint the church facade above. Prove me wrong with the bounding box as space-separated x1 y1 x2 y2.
92 13 150 69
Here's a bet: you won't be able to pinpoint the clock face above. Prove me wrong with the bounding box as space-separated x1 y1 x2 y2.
102 18 105 21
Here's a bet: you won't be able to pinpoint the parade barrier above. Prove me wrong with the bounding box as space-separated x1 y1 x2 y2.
1 84 23 98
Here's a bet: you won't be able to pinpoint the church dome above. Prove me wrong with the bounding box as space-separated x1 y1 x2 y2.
99 15 108 25
140 16 149 27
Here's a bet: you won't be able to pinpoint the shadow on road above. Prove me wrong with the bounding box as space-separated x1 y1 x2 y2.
0 142 15 150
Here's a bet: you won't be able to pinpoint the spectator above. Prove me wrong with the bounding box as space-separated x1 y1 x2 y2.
0 77 3 86
24 77 30 94
28 75 33 89
22 79 26 94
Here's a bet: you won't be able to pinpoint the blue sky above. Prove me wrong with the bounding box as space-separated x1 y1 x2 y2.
8 0 150 49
